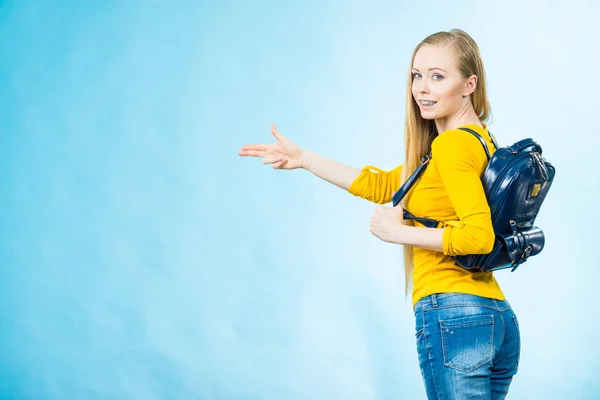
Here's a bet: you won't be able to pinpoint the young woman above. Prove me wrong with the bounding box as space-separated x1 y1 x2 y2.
239 29 520 399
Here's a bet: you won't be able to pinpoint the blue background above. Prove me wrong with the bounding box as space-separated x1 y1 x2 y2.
1 1 599 399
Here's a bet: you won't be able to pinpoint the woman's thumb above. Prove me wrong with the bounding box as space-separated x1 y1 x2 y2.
271 123 281 140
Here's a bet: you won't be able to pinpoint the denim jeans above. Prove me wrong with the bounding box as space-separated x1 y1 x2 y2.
414 293 520 399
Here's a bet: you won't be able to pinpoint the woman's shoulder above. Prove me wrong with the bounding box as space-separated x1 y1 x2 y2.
432 125 489 156
431 124 493 167
433 125 484 145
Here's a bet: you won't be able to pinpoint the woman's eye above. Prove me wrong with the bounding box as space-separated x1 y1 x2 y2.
432 74 443 80
412 73 422 79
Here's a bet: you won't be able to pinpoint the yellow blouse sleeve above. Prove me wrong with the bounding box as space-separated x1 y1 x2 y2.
432 130 495 256
347 164 403 204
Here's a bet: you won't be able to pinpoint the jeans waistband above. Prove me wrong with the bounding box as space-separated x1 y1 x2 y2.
414 292 510 313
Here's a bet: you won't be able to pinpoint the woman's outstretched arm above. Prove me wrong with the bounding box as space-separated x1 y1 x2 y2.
238 124 362 190
240 124 403 204
301 149 362 190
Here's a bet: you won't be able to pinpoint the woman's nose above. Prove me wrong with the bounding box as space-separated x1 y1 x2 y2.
418 79 430 94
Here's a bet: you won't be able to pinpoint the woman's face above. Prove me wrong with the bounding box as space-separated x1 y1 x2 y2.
411 45 474 121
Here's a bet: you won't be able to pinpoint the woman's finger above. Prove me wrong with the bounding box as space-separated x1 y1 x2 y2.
272 159 286 169
239 149 268 157
262 157 284 165
271 124 282 141
241 144 269 151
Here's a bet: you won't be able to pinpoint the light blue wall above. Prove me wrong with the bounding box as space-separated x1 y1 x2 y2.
1 1 598 398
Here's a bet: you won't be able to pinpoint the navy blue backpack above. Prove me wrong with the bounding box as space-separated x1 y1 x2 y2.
392 127 555 272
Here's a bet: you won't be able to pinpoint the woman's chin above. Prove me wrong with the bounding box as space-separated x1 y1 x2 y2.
420 111 436 120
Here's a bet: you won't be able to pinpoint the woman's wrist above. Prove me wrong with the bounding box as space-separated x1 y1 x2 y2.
299 148 310 170
391 224 408 245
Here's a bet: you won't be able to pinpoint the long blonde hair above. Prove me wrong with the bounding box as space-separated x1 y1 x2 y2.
401 29 492 294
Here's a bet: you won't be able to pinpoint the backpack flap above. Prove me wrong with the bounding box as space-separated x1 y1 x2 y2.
498 227 545 271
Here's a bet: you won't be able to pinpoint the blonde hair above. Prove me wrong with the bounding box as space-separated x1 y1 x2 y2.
401 29 492 294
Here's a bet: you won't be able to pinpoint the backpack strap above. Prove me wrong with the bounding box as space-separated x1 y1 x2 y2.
403 210 440 228
392 154 441 228
489 131 500 150
392 154 430 207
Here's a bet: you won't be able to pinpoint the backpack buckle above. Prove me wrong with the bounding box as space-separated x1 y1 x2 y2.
509 220 518 235
521 245 533 260
511 245 533 272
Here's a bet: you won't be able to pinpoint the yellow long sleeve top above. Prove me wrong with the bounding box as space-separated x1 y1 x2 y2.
348 124 505 306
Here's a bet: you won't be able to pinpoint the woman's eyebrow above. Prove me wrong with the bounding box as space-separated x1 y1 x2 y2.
411 67 448 72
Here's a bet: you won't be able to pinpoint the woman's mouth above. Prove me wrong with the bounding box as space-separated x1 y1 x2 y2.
419 100 437 107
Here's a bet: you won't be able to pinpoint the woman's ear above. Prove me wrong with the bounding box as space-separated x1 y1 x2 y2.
462 74 478 97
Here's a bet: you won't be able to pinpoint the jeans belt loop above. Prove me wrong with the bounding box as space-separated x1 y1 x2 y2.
431 293 438 308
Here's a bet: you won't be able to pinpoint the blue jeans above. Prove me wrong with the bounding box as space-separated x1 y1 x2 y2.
414 293 520 399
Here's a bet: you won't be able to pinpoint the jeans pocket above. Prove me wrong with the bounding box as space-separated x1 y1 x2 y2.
440 314 494 373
